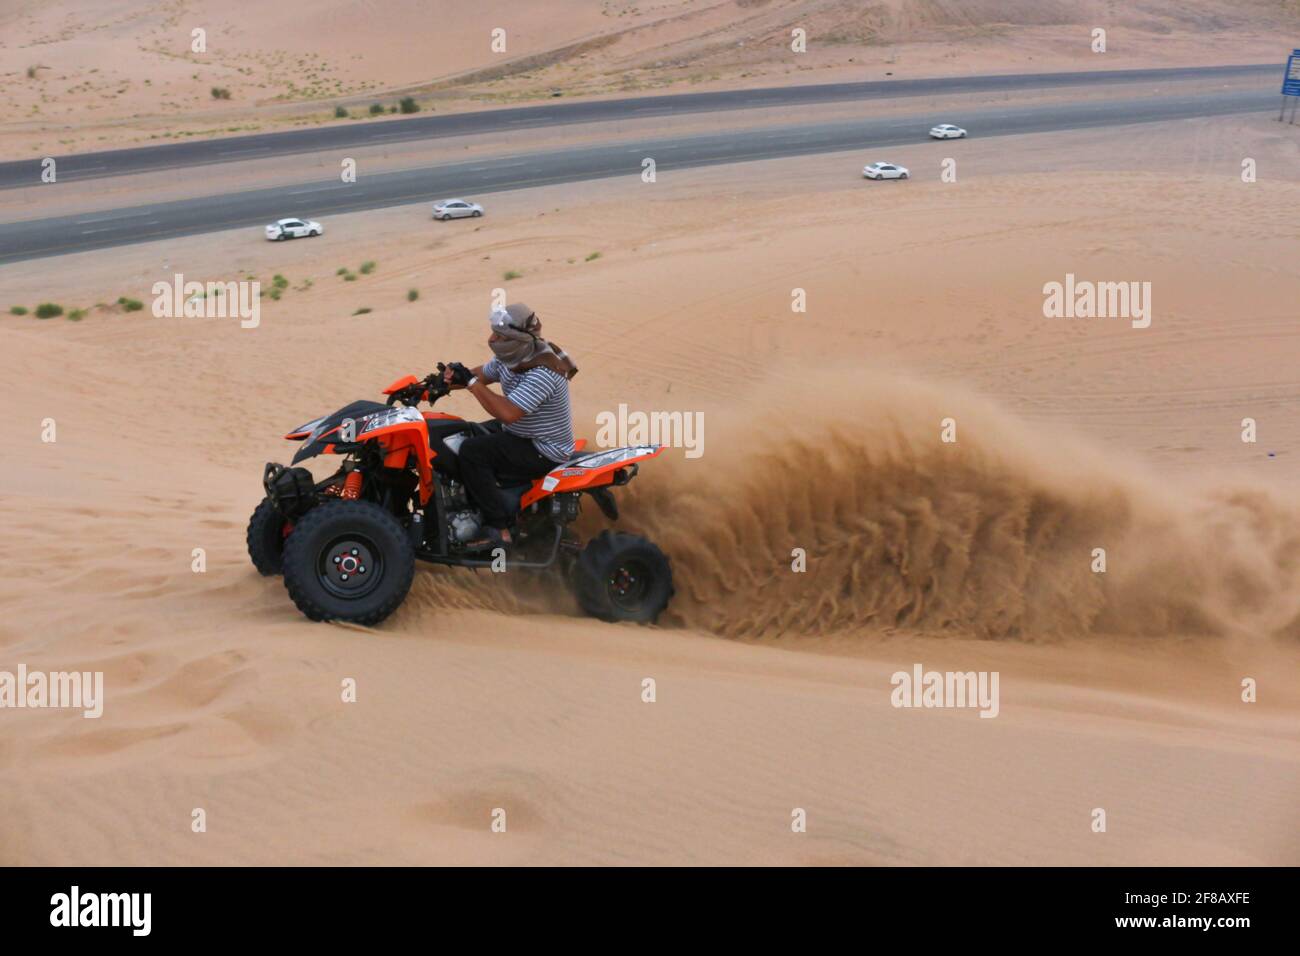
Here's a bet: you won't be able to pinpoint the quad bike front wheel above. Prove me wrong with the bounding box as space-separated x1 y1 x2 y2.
246 497 289 576
281 501 415 626
572 530 673 624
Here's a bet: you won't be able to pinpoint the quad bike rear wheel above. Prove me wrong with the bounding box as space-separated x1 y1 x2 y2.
572 530 673 624
246 497 289 576
281 501 415 625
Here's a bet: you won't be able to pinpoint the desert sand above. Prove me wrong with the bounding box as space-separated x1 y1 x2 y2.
3 0 1294 156
1 93 1298 865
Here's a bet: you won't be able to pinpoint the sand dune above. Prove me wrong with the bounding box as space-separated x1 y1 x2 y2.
1 112 1298 864
3 0 1295 155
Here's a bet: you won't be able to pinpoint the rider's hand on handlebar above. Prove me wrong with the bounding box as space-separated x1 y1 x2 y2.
443 362 473 389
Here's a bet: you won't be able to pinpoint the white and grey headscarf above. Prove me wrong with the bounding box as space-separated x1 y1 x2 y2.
488 303 577 379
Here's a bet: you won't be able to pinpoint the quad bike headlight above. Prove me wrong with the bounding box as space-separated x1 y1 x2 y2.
358 406 422 436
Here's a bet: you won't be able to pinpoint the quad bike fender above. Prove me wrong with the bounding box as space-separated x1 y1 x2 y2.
362 421 437 503
520 445 663 508
381 374 420 395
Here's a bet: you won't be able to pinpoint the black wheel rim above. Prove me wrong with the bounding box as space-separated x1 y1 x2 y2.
607 559 651 611
318 534 383 599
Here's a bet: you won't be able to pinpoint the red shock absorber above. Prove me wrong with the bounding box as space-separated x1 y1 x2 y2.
341 471 364 500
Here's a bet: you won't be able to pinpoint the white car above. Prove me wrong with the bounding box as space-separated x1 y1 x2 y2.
431 199 484 221
863 162 909 181
265 218 322 241
929 124 967 139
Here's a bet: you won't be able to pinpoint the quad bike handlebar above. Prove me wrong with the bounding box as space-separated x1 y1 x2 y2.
384 361 469 407
384 373 443 407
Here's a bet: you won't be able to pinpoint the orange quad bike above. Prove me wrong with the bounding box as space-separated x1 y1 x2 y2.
246 364 673 626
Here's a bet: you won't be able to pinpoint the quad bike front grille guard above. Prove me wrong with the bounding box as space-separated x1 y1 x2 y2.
263 462 320 518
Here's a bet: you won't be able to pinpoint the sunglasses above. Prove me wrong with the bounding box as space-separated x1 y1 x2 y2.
492 310 537 331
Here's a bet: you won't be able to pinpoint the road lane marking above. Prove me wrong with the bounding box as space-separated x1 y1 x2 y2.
75 211 151 223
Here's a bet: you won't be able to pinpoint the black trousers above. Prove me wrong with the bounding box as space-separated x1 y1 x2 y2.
456 430 556 528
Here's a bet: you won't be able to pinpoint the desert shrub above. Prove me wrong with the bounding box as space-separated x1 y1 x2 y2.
35 303 63 318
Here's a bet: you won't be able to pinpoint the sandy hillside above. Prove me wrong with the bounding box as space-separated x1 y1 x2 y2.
2 0 1296 155
1 109 1298 864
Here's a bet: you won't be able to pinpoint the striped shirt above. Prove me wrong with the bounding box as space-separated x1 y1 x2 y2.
482 357 575 462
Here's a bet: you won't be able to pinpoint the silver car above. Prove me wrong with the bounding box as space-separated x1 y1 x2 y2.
862 162 909 181
929 124 968 139
432 199 484 221
265 218 323 241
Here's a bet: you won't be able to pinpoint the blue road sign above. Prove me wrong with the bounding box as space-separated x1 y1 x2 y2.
1283 49 1300 96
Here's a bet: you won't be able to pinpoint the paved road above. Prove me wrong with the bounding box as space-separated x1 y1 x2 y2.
0 64 1278 189
0 88 1273 264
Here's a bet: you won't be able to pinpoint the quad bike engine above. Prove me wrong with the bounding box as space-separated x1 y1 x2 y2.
448 510 483 543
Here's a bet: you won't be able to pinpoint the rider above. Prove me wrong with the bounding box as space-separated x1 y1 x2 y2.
444 303 578 549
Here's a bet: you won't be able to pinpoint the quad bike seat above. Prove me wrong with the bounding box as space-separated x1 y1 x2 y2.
494 448 585 487
424 417 492 446
495 483 533 514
